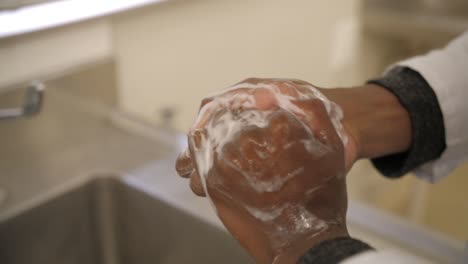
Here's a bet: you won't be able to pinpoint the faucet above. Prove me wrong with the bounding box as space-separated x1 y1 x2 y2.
0 82 44 120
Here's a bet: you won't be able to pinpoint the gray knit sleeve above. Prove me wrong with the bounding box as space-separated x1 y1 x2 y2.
297 237 373 264
368 66 446 178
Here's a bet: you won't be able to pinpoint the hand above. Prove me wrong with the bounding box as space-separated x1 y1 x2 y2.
176 78 352 263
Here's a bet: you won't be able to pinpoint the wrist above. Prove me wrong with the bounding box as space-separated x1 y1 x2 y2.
271 226 349 264
322 84 412 161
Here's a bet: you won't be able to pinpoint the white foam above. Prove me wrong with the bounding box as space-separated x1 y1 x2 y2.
191 80 345 193
245 204 288 222
188 79 346 257
266 204 330 250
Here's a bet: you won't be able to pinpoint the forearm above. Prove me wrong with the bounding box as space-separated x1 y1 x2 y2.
324 66 446 178
323 84 412 160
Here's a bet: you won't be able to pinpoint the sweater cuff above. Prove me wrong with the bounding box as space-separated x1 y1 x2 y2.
297 237 373 264
368 67 446 178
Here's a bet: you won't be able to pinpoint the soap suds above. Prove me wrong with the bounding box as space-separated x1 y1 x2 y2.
191 80 346 186
189 79 345 257
245 166 305 193
266 204 330 249
245 204 288 222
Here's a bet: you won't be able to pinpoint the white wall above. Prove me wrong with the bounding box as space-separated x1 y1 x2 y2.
112 0 377 132
0 0 398 130
0 19 112 89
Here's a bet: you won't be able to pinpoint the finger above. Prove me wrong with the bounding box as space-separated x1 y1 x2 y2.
276 81 300 98
291 99 325 127
175 149 193 178
268 111 293 147
192 104 214 130
344 134 358 173
290 79 313 87
292 99 342 147
254 88 277 110
241 77 262 84
200 97 214 109
189 170 207 197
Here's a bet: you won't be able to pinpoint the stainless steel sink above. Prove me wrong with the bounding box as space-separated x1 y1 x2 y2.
0 79 252 264
0 175 252 264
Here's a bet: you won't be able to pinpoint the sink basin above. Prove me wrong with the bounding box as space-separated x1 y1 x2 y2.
0 84 251 264
0 175 252 264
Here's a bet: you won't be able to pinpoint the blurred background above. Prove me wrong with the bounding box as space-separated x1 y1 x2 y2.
0 0 467 263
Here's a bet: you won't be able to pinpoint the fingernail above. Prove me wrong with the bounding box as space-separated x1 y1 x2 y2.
190 129 207 150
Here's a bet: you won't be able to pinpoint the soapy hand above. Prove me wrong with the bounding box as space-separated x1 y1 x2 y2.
176 78 352 264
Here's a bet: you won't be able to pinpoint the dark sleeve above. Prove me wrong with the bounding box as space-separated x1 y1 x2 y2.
367 67 446 178
297 237 373 264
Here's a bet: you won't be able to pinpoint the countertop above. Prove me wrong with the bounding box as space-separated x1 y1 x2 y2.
0 86 199 220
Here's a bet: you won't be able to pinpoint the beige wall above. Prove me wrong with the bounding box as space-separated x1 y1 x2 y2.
0 19 112 90
112 0 377 132
0 0 397 131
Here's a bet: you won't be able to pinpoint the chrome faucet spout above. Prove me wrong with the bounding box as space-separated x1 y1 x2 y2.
0 82 44 120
